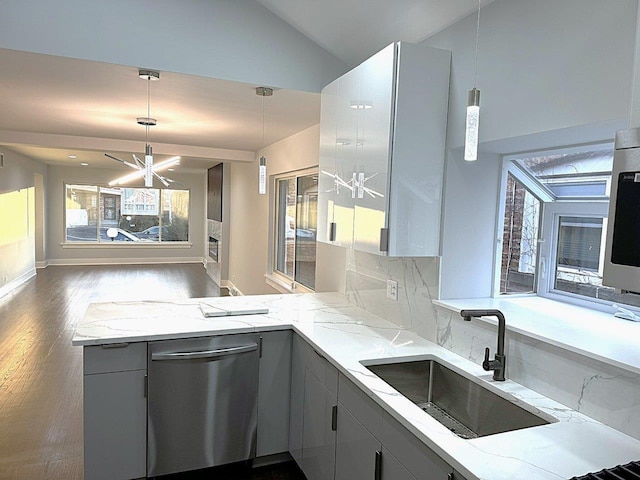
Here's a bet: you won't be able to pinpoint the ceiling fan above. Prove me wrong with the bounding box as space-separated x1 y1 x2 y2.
105 152 182 187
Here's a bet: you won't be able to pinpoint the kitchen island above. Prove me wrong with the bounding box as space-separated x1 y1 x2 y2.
73 293 640 480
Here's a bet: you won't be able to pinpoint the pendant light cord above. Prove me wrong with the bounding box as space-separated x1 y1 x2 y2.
262 92 265 147
146 77 151 146
473 0 481 88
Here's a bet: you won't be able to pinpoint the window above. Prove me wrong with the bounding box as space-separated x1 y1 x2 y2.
65 184 189 243
497 144 640 309
274 170 318 291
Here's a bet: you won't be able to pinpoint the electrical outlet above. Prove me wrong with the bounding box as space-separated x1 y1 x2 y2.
386 280 398 301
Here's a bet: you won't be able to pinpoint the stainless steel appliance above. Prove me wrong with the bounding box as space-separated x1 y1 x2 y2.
604 128 640 293
147 335 259 477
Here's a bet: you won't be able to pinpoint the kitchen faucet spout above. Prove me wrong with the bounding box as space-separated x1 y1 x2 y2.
460 309 507 381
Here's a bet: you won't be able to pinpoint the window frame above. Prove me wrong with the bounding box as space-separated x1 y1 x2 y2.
494 143 625 312
62 182 192 246
267 167 318 293
538 200 609 309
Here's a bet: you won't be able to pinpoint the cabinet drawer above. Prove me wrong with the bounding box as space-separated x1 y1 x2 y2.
338 373 383 440
382 412 451 479
84 342 147 374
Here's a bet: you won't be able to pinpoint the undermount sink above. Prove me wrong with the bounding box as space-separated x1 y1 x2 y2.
364 357 553 439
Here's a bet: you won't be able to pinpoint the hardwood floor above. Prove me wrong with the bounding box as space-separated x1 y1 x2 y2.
0 264 222 480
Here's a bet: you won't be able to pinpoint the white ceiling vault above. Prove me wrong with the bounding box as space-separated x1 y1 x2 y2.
255 0 495 67
0 0 492 172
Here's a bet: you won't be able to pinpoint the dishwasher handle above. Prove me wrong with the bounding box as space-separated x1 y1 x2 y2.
151 343 258 361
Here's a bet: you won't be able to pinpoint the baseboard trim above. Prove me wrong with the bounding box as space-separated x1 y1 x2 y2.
0 268 36 300
46 257 203 266
35 260 49 269
222 280 243 296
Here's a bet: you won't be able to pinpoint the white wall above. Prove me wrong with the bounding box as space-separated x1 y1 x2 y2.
0 0 347 93
228 124 320 295
422 0 638 299
45 166 206 265
0 148 47 296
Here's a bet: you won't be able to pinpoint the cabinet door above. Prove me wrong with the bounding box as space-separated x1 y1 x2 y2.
301 369 336 480
381 447 417 480
318 79 339 245
352 43 396 254
257 331 292 457
382 413 453 480
289 335 305 462
84 370 147 480
335 404 381 480
331 66 359 247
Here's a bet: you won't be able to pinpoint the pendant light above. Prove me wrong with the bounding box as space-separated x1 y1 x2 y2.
464 0 482 162
256 86 273 195
106 68 183 188
138 69 159 186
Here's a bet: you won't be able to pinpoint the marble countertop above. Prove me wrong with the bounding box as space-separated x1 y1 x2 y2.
73 292 640 480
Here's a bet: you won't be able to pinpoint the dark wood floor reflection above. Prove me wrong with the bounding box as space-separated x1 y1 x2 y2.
0 264 221 480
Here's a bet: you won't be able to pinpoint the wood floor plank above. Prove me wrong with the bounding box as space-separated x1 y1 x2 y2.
0 264 221 480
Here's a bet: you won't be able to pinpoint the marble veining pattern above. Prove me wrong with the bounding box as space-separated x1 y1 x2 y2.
433 305 640 441
345 250 440 339
73 292 640 480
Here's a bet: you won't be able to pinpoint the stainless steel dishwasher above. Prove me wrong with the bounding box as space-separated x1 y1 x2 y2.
147 335 260 477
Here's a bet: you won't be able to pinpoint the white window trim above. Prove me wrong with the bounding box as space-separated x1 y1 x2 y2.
494 144 622 312
538 200 610 311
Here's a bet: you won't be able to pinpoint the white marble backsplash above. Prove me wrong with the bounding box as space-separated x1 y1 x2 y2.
434 305 640 440
344 250 440 339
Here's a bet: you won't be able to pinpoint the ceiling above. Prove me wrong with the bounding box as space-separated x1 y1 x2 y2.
0 48 320 171
0 1 493 172
256 0 495 67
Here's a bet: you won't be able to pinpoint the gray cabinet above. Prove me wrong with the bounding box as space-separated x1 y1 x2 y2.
335 371 453 480
302 370 337 480
381 412 452 480
289 335 338 480
257 330 292 457
83 343 147 480
317 41 451 256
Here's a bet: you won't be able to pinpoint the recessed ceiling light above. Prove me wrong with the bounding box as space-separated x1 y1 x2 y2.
168 168 175 172
80 162 89 166
68 155 77 159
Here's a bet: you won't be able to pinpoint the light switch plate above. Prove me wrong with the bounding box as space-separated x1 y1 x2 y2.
386 280 398 301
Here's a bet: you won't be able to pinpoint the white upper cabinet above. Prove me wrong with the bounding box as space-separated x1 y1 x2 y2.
318 42 451 256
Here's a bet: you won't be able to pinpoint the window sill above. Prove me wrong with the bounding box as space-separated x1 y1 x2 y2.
433 295 640 375
61 242 193 248
265 273 313 294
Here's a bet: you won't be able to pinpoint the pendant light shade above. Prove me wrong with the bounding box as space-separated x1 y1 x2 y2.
464 88 480 161
259 156 267 195
465 0 482 162
145 144 154 187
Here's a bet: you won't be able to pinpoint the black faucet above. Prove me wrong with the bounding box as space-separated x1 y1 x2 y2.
460 309 506 381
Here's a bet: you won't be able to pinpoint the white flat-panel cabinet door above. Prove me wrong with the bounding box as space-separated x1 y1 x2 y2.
317 79 339 245
335 404 381 480
331 66 359 247
353 43 396 254
301 369 336 480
